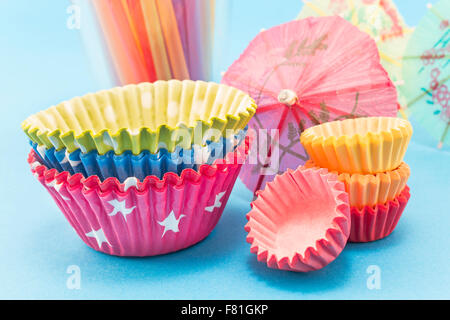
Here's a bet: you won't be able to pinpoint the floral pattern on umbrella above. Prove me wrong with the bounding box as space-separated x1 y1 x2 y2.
298 0 413 112
222 17 398 194
401 0 450 148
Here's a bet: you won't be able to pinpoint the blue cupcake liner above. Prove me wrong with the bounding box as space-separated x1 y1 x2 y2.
31 129 247 182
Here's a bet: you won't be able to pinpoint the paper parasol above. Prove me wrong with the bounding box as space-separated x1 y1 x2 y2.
77 0 218 85
222 17 397 194
298 0 413 112
400 0 450 149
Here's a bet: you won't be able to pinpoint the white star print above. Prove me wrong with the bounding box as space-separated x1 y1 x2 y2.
127 128 141 136
46 180 63 192
48 135 62 149
123 177 138 192
36 145 47 159
107 199 136 221
60 150 81 167
103 132 119 150
205 192 226 212
85 228 110 247
46 180 71 200
74 141 87 153
158 211 185 238
31 161 41 170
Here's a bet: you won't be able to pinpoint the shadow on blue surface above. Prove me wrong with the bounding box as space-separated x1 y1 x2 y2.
244 216 412 294
246 254 351 294
29 205 245 276
23 181 252 287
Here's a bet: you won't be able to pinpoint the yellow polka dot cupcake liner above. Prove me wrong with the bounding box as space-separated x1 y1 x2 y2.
22 80 256 155
300 117 412 174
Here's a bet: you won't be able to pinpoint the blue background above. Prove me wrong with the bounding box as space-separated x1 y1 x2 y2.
0 0 448 299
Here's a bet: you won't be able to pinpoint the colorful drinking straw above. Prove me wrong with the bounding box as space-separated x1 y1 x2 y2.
93 0 147 84
184 0 205 80
155 0 190 80
71 0 118 89
125 0 158 82
140 0 173 80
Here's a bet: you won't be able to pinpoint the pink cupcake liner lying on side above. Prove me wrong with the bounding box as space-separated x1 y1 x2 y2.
245 166 351 272
349 186 411 243
28 139 249 257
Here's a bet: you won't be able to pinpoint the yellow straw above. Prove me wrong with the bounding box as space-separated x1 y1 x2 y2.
140 0 172 80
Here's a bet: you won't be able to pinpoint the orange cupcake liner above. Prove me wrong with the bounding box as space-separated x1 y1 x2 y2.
304 160 410 208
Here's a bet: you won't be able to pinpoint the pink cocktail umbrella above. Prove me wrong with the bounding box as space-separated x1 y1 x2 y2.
222 17 398 194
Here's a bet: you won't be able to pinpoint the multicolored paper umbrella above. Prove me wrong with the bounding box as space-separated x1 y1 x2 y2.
400 0 450 148
75 0 219 86
298 0 413 111
222 17 397 194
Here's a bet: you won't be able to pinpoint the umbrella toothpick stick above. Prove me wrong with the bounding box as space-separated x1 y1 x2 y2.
438 123 450 149
427 3 446 22
407 75 450 109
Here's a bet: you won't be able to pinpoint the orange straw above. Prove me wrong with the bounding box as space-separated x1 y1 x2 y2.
139 0 172 80
155 0 190 79
125 0 158 82
92 0 147 84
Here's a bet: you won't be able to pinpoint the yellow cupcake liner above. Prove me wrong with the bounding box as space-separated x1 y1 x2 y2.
22 80 256 155
304 160 410 209
300 117 413 174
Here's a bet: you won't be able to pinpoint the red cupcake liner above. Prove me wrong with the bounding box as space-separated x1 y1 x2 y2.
349 186 411 243
28 138 250 256
245 166 351 272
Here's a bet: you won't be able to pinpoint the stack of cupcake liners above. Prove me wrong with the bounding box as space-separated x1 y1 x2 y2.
300 117 413 243
23 80 256 256
30 128 246 181
244 116 413 273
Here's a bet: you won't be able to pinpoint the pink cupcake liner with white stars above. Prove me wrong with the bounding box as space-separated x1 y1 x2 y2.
28 139 249 256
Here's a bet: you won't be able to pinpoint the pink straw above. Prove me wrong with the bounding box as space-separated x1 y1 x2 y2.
183 0 205 80
171 0 190 75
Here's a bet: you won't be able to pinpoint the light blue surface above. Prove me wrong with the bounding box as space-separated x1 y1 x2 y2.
0 0 448 299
